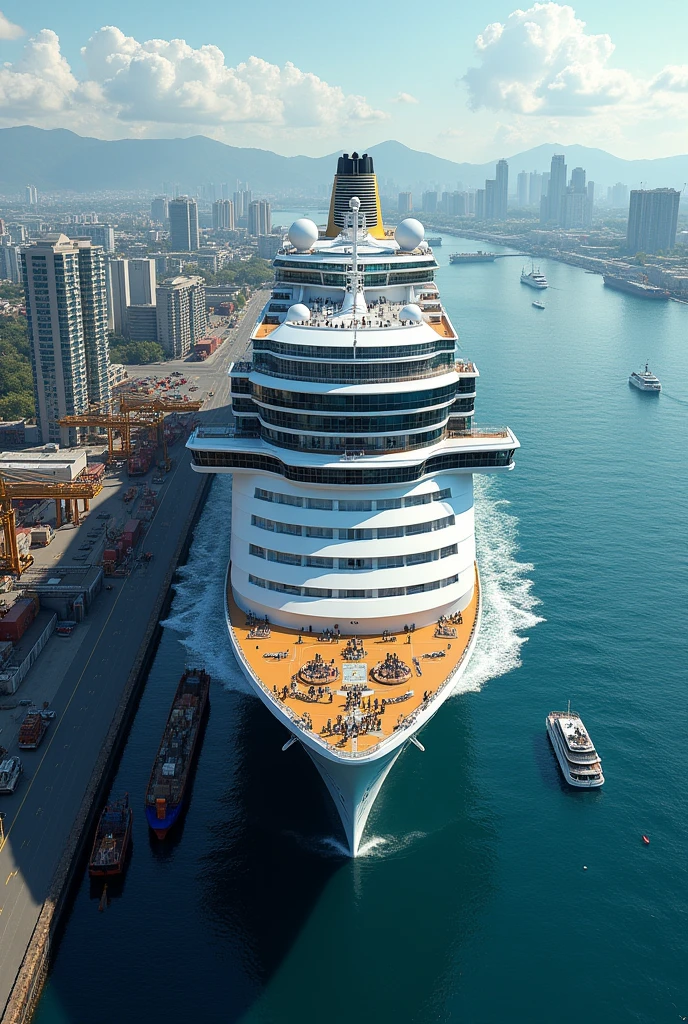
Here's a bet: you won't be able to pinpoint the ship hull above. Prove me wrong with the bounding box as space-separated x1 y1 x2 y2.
225 564 482 855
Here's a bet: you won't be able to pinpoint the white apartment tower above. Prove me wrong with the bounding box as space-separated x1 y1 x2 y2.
21 234 111 445
156 276 207 358
213 199 235 231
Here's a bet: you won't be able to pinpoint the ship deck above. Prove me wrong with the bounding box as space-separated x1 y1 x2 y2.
227 568 479 755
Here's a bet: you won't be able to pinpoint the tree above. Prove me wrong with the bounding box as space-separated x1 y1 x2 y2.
0 314 35 420
109 339 165 364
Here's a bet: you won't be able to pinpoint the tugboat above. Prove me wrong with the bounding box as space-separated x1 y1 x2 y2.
88 794 133 876
145 669 210 838
546 704 604 787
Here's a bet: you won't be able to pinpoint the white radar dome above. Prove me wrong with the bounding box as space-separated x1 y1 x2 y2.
395 218 425 251
288 218 319 251
399 303 424 323
285 303 311 322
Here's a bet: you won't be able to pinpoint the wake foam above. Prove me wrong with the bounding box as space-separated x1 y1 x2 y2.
161 475 250 692
454 476 543 696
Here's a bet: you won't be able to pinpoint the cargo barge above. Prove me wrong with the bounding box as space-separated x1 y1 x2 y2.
145 668 210 839
88 794 133 876
603 275 669 299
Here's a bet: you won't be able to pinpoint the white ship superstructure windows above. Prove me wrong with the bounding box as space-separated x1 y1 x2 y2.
254 487 452 508
251 513 455 539
247 573 461 598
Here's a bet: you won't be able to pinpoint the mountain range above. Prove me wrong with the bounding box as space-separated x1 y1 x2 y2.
0 127 686 194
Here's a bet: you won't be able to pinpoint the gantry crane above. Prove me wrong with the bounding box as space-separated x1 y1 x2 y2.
59 395 203 469
0 471 104 576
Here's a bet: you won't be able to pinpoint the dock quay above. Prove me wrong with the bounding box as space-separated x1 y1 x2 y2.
0 289 268 1023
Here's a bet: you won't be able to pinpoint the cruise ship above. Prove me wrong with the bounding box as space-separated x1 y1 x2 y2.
187 152 520 854
520 265 548 289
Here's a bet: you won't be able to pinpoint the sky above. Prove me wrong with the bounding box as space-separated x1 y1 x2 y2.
1 0 688 161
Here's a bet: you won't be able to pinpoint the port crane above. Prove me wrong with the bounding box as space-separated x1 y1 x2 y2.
59 395 202 469
0 470 104 576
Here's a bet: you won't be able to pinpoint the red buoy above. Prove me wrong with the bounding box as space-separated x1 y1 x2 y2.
642 835 650 845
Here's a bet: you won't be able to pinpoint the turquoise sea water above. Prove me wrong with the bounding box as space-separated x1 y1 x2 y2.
34 236 688 1024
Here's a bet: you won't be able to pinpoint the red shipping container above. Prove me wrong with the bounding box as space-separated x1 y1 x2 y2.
123 519 141 545
0 598 36 641
103 548 118 563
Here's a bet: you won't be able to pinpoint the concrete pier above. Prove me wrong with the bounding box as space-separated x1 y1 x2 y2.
0 290 267 1022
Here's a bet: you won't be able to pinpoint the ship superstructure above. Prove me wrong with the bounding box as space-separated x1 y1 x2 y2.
188 152 519 854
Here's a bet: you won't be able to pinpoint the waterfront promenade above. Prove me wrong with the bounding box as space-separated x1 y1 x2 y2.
0 290 267 1019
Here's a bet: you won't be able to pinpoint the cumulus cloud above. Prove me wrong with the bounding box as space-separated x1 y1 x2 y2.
0 24 387 134
464 2 639 116
650 65 688 93
392 92 419 104
0 10 23 40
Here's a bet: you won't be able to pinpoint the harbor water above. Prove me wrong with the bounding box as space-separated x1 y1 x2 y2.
34 236 688 1024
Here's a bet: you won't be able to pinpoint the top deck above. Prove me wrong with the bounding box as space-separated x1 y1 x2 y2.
550 713 595 753
227 568 479 756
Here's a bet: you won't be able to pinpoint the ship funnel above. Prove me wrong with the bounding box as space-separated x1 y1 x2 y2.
326 151 384 239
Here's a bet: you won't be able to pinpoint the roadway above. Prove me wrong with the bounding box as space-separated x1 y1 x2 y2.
0 288 267 1015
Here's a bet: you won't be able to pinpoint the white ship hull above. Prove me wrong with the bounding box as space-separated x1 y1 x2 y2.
520 275 547 290
225 564 482 854
546 718 604 788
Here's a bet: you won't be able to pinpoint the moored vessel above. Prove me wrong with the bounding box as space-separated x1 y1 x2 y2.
187 150 520 855
450 250 497 264
88 795 133 876
546 707 604 787
629 363 661 392
604 275 669 299
521 264 548 289
145 669 210 838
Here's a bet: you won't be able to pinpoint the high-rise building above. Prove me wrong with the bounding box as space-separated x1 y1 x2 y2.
542 155 567 225
156 276 207 357
484 179 496 221
233 189 252 223
475 189 485 220
128 259 157 306
422 191 438 213
25 185 38 206
495 159 508 220
248 201 271 237
0 240 21 284
627 188 681 253
168 197 199 251
108 259 130 336
517 171 529 207
21 234 111 445
151 197 169 223
398 192 412 214
587 181 595 225
570 167 586 193
76 224 115 252
609 182 629 209
258 234 283 260
212 199 235 231
127 305 158 342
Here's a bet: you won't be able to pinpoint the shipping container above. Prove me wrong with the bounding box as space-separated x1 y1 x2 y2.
18 711 47 749
0 598 37 642
122 519 142 546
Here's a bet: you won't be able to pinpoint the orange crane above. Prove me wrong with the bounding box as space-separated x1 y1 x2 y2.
59 396 202 469
0 471 104 576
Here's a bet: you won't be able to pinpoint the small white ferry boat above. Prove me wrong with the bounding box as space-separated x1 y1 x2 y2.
546 707 604 788
532 300 545 310
521 264 548 289
629 363 661 392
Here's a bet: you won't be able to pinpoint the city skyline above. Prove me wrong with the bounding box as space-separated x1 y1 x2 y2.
0 2 687 162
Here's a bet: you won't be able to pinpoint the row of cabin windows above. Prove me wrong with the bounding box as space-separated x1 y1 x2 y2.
250 513 455 539
254 487 452 510
248 543 459 569
247 573 460 599
191 449 516 480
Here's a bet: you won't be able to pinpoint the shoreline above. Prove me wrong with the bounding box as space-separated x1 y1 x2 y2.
2 470 213 1024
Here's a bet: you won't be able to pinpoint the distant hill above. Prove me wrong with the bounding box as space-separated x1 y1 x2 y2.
0 126 686 194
